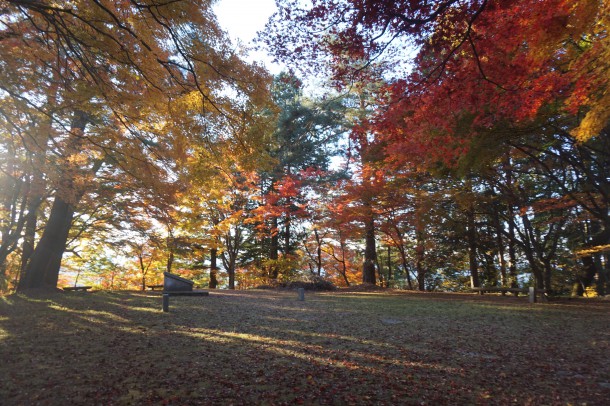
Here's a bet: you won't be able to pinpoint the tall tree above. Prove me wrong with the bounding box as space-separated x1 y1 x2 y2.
0 0 269 291
252 72 345 279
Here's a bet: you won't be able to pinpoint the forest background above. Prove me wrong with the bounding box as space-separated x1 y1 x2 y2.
0 0 608 297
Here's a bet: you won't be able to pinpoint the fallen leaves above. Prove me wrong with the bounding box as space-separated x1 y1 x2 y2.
0 289 608 404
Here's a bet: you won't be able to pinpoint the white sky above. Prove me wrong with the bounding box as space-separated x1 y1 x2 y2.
213 0 282 73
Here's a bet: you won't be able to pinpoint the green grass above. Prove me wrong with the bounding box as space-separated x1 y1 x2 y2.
1 290 608 405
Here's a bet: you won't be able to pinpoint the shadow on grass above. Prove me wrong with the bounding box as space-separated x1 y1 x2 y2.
1 289 609 405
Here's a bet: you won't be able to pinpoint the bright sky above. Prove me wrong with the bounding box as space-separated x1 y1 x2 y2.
213 0 282 73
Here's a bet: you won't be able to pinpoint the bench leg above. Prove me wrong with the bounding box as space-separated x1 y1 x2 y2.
162 294 169 312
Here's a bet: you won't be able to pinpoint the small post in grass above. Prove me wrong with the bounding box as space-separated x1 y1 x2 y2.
163 293 170 312
297 288 305 301
528 287 536 304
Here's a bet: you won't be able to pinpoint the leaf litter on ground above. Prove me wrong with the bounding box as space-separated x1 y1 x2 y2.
0 289 609 405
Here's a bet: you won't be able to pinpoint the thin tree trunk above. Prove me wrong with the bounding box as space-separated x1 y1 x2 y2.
284 212 291 255
339 238 351 286
520 214 545 289
166 250 174 274
315 229 322 276
492 200 508 287
467 207 480 288
543 258 553 295
393 226 414 290
270 217 279 279
209 247 218 289
386 245 392 288
415 240 425 291
139 254 146 291
507 206 519 288
397 247 414 290
503 152 519 289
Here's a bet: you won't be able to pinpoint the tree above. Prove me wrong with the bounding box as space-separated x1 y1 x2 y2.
251 72 346 280
264 0 609 295
265 0 608 146
0 0 269 291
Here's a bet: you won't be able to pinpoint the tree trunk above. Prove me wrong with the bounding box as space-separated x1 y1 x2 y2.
574 255 597 296
270 217 279 279
17 196 75 291
397 247 414 290
507 206 519 288
415 243 425 291
519 214 545 289
284 212 291 255
209 247 218 289
20 160 46 274
138 253 146 291
0 149 28 280
362 214 377 284
386 245 392 288
492 199 507 287
543 257 553 295
166 249 174 274
467 207 480 288
393 226 414 290
503 152 519 289
227 254 236 289
315 229 322 276
222 228 242 290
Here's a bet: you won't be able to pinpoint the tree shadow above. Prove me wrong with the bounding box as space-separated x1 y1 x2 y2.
1 290 608 404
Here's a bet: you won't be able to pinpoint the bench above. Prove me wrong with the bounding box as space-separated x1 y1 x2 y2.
146 284 164 290
472 287 546 303
63 286 92 292
162 291 209 312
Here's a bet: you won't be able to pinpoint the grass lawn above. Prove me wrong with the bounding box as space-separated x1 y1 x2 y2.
1 289 609 405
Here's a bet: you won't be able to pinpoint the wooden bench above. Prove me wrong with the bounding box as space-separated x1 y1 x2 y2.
146 284 164 290
162 291 209 312
63 286 92 292
472 287 546 303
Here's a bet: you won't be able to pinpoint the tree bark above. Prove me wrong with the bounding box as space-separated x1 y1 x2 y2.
362 213 377 284
17 196 75 290
492 198 508 287
519 213 545 289
386 245 392 288
209 247 218 289
467 206 480 288
315 229 322 276
284 212 291 255
397 247 414 290
507 206 519 288
270 217 279 279
415 240 426 291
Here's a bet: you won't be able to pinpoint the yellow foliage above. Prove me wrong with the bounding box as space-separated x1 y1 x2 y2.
177 91 206 111
571 90 610 141
575 244 610 257
569 0 610 141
